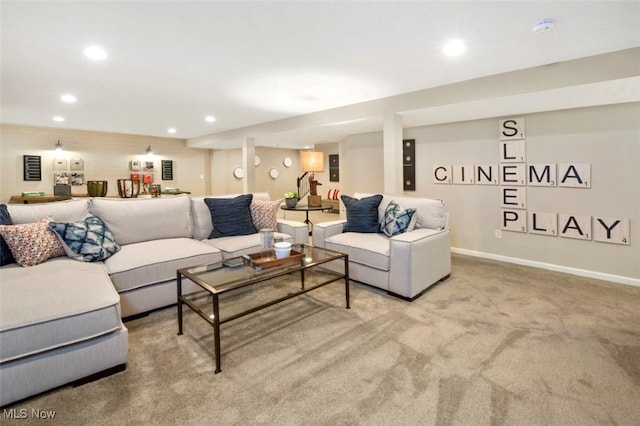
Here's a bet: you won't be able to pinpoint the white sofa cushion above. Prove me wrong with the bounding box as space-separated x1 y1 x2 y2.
201 232 293 259
7 198 89 224
90 195 192 245
0 257 121 363
104 238 222 293
354 192 446 230
325 232 390 271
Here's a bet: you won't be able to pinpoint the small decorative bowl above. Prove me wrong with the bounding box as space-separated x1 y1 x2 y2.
274 241 292 259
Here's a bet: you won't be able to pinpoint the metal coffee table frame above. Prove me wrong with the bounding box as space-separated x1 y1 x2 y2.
177 244 349 373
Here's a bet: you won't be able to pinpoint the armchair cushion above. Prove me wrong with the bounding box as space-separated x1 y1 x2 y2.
341 194 383 233
325 232 390 271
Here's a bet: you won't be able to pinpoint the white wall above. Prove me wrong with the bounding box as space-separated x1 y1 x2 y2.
0 124 211 202
342 103 640 282
340 132 385 196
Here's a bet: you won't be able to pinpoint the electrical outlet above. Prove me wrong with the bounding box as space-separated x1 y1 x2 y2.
495 229 502 239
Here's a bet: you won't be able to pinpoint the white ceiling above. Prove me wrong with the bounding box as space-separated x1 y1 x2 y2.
1 1 639 149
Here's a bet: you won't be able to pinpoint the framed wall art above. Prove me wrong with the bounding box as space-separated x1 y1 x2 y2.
70 173 84 185
53 159 68 171
161 160 173 180
70 159 84 171
23 155 42 181
54 172 70 185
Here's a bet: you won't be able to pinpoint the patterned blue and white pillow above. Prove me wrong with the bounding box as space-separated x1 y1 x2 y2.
48 214 120 262
380 200 417 237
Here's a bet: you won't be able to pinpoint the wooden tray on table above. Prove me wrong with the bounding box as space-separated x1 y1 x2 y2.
243 249 304 271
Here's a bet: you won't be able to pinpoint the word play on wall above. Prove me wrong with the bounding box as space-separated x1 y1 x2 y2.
431 117 630 245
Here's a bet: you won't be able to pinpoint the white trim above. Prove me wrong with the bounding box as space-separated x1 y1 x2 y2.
450 247 640 288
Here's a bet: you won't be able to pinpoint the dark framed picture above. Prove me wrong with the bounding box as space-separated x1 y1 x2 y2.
23 155 42 181
162 160 173 180
329 154 339 182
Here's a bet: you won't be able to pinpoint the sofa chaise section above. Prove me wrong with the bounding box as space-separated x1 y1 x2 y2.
0 257 127 407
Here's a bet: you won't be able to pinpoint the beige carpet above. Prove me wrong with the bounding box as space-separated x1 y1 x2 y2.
4 254 640 425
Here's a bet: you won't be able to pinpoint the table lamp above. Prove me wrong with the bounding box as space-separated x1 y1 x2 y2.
301 151 324 207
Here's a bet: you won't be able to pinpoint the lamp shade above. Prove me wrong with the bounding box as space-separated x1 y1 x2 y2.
301 151 324 172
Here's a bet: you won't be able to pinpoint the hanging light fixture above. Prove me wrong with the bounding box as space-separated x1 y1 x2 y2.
145 145 153 155
55 140 63 152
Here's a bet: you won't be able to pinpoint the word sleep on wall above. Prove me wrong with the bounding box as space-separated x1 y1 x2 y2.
431 117 630 246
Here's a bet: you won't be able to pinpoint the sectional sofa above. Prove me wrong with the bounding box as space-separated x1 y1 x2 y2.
0 193 307 406
313 192 451 300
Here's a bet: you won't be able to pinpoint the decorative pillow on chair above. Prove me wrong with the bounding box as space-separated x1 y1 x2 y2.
0 218 65 267
340 194 383 233
251 199 282 230
49 214 121 262
205 194 257 238
380 200 417 237
0 204 16 266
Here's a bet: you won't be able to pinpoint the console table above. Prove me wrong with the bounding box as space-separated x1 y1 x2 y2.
9 195 72 204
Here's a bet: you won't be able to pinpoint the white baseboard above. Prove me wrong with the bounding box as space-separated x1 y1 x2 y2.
450 247 640 288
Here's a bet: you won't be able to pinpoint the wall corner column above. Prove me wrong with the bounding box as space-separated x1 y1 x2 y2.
242 137 255 194
383 112 403 194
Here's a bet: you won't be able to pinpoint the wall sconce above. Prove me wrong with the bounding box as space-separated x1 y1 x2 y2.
145 145 155 161
54 140 64 159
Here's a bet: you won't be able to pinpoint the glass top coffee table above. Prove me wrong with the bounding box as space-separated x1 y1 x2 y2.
177 243 349 373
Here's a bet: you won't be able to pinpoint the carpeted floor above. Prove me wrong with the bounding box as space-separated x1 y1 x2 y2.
4 254 640 425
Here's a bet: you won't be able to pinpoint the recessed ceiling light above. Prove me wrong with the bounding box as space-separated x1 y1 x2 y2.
205 115 216 123
61 94 77 103
443 39 466 57
52 116 65 122
533 18 556 33
84 45 107 61
168 128 177 134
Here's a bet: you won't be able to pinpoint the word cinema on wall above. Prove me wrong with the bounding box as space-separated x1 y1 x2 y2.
432 117 630 246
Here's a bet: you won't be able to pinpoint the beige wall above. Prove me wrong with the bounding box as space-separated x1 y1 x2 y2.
208 144 343 201
0 125 341 204
0 124 211 202
342 102 640 281
211 147 305 200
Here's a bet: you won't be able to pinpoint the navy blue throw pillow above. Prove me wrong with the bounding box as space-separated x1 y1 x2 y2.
205 194 257 238
0 204 16 266
341 194 383 233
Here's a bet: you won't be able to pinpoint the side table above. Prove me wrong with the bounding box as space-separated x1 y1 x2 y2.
281 204 332 235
